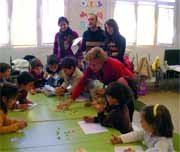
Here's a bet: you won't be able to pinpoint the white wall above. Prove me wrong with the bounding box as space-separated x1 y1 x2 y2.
0 0 179 64
0 47 52 64
175 0 180 48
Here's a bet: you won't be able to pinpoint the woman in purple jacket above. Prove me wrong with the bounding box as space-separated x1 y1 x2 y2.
53 17 81 61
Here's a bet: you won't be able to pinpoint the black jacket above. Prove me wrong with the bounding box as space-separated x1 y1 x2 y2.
94 104 133 134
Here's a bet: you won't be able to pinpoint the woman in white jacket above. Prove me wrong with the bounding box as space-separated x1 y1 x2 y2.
111 104 174 152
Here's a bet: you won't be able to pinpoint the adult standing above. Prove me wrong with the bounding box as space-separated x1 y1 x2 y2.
53 17 81 61
80 14 106 53
104 19 126 62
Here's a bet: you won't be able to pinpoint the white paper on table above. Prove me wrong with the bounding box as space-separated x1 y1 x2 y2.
76 96 89 102
28 103 38 109
43 85 55 92
114 146 144 152
13 108 24 112
78 121 108 134
13 103 37 111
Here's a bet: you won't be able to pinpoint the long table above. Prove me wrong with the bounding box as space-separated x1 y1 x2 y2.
0 94 144 152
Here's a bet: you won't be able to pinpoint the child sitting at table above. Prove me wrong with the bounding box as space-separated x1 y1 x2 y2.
45 54 63 87
55 57 82 96
83 82 133 134
30 58 45 91
111 104 174 152
13 72 35 110
0 63 12 85
0 83 27 134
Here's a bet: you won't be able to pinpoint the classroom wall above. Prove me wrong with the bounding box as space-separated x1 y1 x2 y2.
0 47 52 64
0 0 179 64
176 0 180 48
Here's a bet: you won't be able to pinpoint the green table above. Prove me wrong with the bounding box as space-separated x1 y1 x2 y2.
1 94 143 152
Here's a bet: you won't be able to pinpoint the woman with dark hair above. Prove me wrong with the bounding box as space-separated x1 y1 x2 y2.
105 19 126 62
53 17 82 61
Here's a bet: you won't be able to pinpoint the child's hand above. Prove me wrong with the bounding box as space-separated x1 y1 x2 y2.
30 89 36 95
91 100 98 106
93 104 105 113
56 102 69 111
83 116 94 123
111 135 122 144
55 87 65 96
17 121 27 129
56 99 74 111
123 148 135 152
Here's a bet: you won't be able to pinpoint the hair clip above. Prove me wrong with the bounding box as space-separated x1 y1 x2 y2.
153 104 159 117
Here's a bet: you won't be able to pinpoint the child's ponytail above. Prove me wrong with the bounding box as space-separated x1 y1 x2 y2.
141 104 174 138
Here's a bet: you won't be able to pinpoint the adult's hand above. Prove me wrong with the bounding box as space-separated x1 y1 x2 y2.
56 98 74 111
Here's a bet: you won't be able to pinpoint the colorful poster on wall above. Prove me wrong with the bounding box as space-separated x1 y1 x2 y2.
79 0 104 32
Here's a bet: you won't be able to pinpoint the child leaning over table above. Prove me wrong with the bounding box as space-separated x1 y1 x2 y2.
55 57 83 96
30 58 45 93
111 104 174 152
44 54 63 87
0 83 27 134
0 62 13 85
83 82 133 134
13 72 35 110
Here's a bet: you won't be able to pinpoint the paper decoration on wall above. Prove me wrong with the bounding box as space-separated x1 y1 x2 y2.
80 11 88 18
89 0 95 8
79 21 87 31
87 10 95 15
79 0 104 32
80 0 102 8
96 11 103 19
97 0 103 7
80 0 88 7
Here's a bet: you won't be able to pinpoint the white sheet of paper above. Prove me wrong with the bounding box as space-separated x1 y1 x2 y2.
114 146 143 152
71 45 79 55
28 103 38 109
44 85 55 92
76 96 89 102
78 121 108 134
71 37 82 55
13 109 24 112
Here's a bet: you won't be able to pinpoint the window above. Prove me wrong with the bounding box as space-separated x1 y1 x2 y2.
114 0 175 46
11 0 37 46
137 2 155 45
0 0 64 47
157 5 174 44
114 1 136 44
41 0 64 44
0 0 9 46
